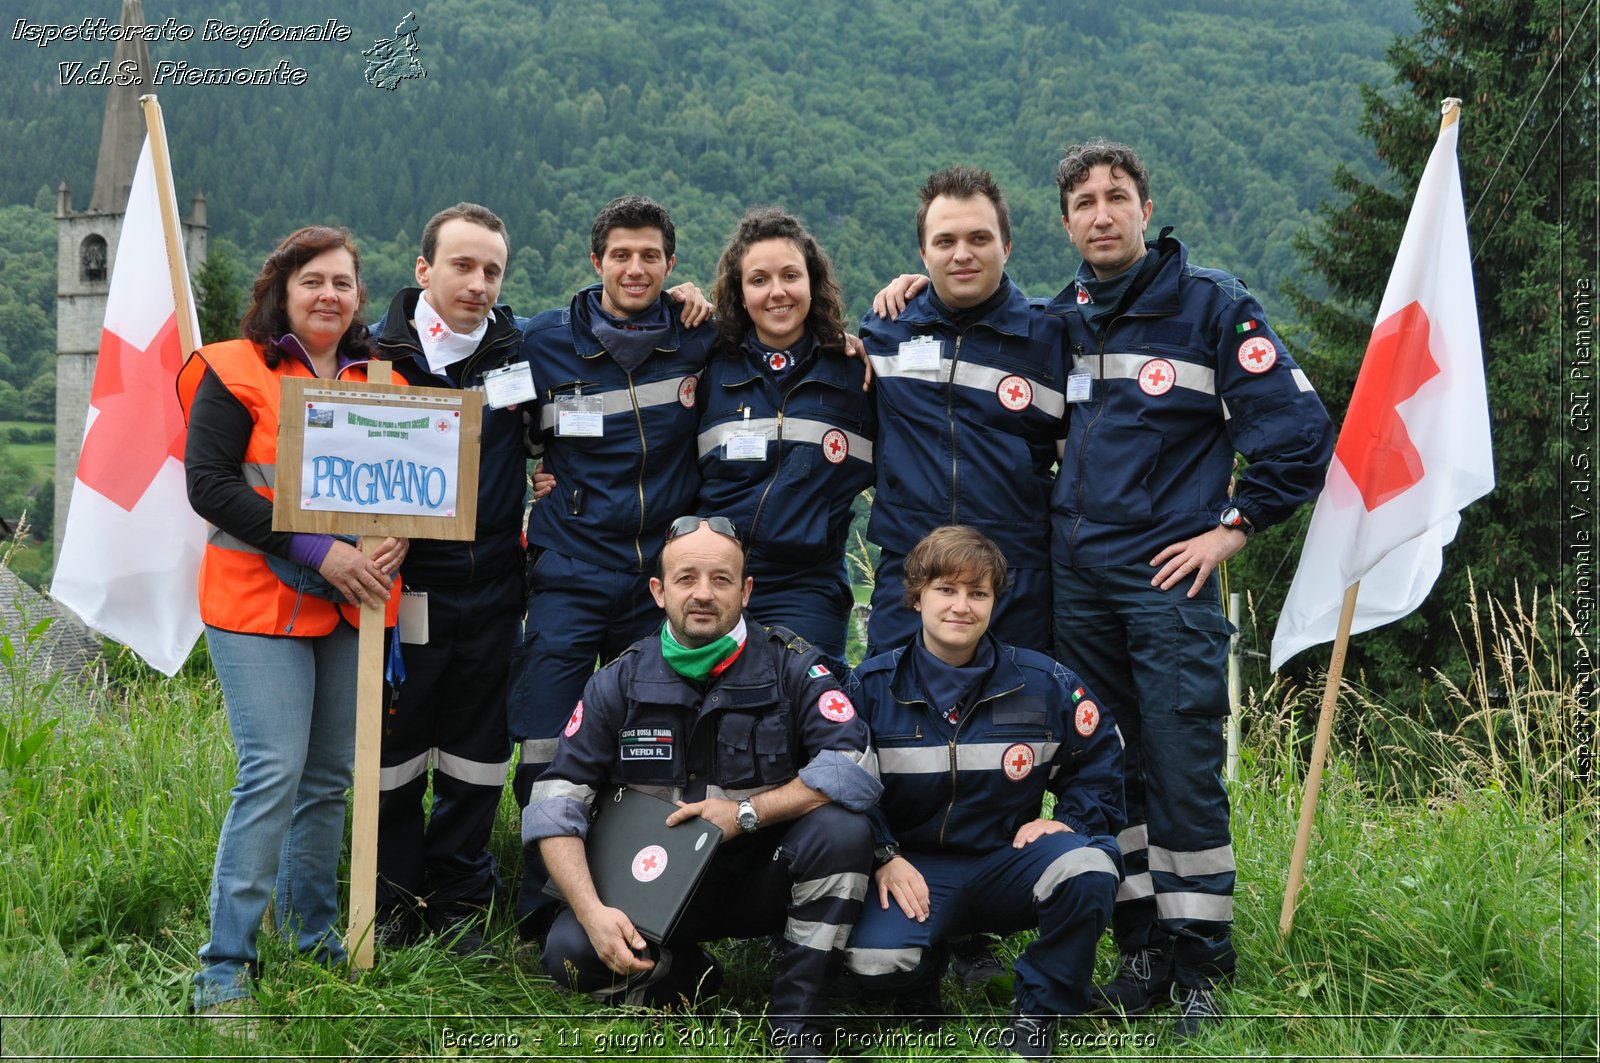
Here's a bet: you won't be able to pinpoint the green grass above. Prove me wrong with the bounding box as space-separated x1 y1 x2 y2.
0 594 1594 1061
0 419 55 484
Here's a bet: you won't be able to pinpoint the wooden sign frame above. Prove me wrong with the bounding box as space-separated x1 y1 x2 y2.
273 376 483 542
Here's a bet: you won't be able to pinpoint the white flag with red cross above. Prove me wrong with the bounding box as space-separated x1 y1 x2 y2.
1270 114 1494 671
52 135 205 676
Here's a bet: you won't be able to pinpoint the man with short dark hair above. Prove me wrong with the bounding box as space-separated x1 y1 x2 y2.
525 516 879 1062
510 196 717 938
370 202 529 956
859 166 1066 659
1046 139 1334 1035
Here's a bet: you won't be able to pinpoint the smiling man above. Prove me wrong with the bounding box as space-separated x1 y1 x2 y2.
859 166 1067 659
524 516 880 1062
1044 140 1333 1036
369 203 531 958
510 196 717 940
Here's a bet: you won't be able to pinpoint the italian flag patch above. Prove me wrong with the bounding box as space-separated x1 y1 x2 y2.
807 663 831 679
1235 320 1259 334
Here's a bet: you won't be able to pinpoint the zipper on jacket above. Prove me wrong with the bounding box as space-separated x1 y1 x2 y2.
947 334 963 524
1070 337 1112 558
628 373 648 572
936 676 1026 847
748 408 786 545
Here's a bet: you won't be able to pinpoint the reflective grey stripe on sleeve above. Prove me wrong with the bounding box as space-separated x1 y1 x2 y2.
785 916 854 954
524 777 593 807
696 417 874 463
1116 870 1154 903
1155 891 1234 923
435 749 511 788
379 750 430 791
519 738 561 766
1033 845 1120 902
241 462 275 489
950 362 1066 419
1116 824 1149 855
1147 843 1235 878
798 748 882 812
538 377 693 431
1291 368 1315 393
207 526 263 554
844 945 923 976
1077 351 1216 397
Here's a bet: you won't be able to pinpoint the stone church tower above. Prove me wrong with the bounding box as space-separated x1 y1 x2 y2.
54 0 207 543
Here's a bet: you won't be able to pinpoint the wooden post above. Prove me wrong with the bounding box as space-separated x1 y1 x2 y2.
137 96 197 357
1279 581 1360 936
346 359 392 969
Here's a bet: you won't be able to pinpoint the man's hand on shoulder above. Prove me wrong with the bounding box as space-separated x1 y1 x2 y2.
871 274 930 320
667 282 714 328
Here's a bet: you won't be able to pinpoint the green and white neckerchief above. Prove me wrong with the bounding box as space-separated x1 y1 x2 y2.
660 616 748 682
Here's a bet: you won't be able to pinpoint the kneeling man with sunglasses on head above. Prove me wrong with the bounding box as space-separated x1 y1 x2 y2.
523 516 882 1063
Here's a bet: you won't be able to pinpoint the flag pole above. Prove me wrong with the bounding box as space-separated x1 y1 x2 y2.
137 96 197 356
1278 97 1465 937
1279 581 1359 936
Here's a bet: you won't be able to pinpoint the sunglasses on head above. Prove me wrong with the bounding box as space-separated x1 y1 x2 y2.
665 515 740 544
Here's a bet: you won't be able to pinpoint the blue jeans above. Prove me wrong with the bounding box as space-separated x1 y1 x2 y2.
193 623 358 1008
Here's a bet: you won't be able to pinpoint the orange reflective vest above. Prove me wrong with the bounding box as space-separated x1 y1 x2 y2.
177 339 400 635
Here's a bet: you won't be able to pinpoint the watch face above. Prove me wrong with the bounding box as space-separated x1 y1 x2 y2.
1221 506 1242 527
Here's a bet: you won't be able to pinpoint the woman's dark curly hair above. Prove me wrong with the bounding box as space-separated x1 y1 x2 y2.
711 207 846 352
239 226 371 367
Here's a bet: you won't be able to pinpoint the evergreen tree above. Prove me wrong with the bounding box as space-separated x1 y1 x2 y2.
193 243 244 345
1268 0 1595 696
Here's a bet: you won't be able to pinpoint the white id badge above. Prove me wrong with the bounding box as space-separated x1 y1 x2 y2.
725 431 767 461
399 589 429 645
1066 366 1094 403
556 393 604 436
482 362 537 408
898 335 942 372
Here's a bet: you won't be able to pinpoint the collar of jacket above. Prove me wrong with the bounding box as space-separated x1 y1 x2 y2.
885 631 1025 708
625 611 781 716
371 287 521 376
569 282 688 362
716 336 859 392
1043 228 1186 319
894 274 1035 338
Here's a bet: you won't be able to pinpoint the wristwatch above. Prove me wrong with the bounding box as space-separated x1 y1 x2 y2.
1219 506 1254 536
872 843 902 868
736 798 760 834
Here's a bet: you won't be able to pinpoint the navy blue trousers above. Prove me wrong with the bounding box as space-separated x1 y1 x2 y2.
1052 561 1237 987
845 833 1119 1015
377 576 517 918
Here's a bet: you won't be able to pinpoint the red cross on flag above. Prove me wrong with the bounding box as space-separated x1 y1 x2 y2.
53 118 205 676
1271 105 1493 670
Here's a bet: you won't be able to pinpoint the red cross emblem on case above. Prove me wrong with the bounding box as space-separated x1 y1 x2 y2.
1138 358 1176 396
632 844 668 882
